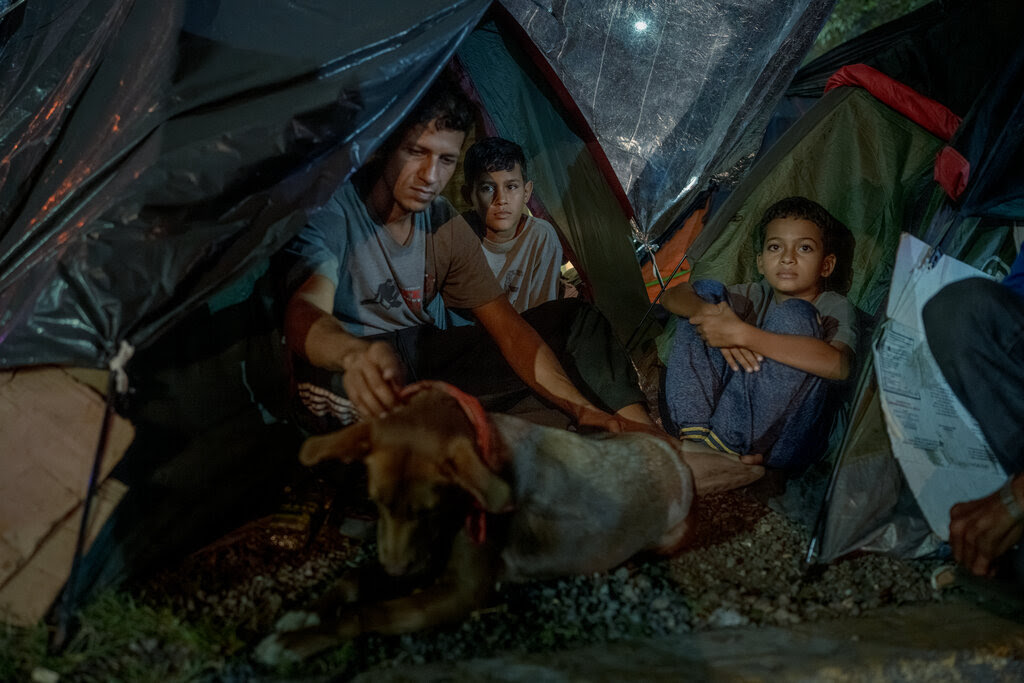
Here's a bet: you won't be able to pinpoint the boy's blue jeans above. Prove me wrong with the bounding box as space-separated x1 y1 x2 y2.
663 280 829 469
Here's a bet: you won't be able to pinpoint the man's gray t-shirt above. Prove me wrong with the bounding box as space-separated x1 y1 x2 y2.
287 182 503 337
727 280 857 351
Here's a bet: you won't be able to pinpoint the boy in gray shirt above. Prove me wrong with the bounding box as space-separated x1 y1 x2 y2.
661 197 857 469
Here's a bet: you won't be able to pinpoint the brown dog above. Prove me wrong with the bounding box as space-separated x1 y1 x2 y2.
256 381 694 664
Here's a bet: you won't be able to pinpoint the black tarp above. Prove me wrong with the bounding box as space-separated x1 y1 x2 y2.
953 40 1024 220
0 0 490 368
786 0 1024 117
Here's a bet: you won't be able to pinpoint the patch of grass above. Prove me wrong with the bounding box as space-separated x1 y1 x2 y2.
1 592 235 683
0 620 50 681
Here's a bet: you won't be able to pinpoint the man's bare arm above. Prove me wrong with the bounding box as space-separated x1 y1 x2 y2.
284 274 403 417
472 296 626 429
949 473 1024 576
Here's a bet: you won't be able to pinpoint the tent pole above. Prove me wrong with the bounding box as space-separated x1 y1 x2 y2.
50 342 133 652
625 248 690 352
49 372 118 652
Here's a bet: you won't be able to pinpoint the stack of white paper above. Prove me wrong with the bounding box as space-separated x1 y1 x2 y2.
874 233 1006 539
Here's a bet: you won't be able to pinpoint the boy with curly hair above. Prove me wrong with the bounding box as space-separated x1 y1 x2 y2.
661 196 857 469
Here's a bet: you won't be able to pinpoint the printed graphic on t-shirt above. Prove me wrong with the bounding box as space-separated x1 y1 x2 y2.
360 277 427 315
401 285 423 314
361 279 403 309
502 269 523 297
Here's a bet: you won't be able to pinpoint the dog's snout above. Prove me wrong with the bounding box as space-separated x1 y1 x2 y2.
382 557 411 576
376 511 421 577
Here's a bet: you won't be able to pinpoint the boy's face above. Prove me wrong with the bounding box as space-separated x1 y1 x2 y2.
756 217 836 302
463 163 533 242
381 118 465 215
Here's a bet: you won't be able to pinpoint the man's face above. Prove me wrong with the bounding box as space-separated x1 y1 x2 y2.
756 217 835 302
465 163 533 242
382 119 465 214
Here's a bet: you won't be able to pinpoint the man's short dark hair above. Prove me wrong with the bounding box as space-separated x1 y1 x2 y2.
463 136 528 185
398 75 475 138
357 74 475 185
756 196 856 294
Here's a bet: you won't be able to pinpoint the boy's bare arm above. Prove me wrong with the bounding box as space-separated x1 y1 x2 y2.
663 283 763 372
690 302 851 380
661 282 719 319
284 274 404 417
744 329 851 380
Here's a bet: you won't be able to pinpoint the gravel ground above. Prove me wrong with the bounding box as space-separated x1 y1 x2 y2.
135 481 947 680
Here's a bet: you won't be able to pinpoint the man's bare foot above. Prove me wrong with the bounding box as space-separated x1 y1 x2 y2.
740 453 764 466
677 440 765 495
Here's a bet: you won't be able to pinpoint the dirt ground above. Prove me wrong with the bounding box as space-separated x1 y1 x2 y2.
124 480 949 680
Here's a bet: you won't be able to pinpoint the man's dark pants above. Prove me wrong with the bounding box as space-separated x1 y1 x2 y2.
923 277 1024 474
293 298 645 433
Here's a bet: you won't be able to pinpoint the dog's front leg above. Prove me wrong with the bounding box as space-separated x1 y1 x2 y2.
354 530 498 636
255 533 498 665
254 608 361 666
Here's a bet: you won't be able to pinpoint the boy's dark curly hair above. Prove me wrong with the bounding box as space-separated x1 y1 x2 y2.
463 136 528 185
755 196 855 295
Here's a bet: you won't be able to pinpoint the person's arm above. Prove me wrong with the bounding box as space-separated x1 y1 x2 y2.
284 274 404 418
690 302 852 380
661 282 719 319
662 283 764 373
949 473 1024 577
472 295 626 430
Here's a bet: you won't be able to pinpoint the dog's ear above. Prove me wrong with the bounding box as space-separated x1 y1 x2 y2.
442 437 511 513
299 421 373 466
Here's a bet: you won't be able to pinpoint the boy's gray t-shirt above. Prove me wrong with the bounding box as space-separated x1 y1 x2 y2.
287 182 503 336
479 215 563 313
727 280 857 351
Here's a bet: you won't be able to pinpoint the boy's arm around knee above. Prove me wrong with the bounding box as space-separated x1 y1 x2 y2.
688 302 850 380
735 326 851 381
661 282 721 319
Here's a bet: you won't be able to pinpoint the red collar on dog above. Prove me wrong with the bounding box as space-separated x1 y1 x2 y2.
397 381 502 545
398 381 495 468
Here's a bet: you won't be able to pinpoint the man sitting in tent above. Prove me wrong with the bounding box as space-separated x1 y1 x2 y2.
924 240 1024 579
280 76 643 433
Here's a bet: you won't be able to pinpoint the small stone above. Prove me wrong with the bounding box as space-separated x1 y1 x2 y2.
706 607 746 628
31 668 60 683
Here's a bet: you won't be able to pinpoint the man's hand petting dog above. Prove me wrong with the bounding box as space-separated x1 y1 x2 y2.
255 382 703 666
